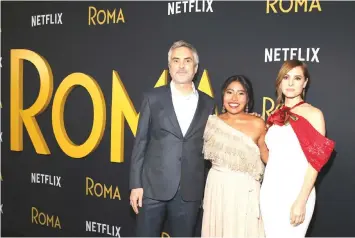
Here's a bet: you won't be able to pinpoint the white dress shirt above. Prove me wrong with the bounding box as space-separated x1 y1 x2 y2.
170 81 199 136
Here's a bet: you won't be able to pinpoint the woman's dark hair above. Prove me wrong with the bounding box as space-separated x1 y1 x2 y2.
221 75 254 112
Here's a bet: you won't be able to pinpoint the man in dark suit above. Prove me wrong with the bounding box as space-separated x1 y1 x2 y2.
129 40 215 237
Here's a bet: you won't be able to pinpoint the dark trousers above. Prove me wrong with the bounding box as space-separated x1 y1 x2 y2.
135 187 201 237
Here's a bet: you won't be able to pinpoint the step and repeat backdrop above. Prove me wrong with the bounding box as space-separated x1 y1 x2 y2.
1 1 355 237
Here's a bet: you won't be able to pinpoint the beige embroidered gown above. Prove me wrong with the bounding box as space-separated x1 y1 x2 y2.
201 115 265 238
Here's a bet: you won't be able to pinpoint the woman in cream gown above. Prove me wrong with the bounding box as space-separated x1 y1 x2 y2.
202 75 268 238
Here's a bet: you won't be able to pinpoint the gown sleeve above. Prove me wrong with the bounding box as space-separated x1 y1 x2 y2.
290 115 335 172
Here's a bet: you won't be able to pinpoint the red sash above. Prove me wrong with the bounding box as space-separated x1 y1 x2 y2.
267 101 335 172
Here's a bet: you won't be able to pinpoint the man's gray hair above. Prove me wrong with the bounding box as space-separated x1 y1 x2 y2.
168 40 199 65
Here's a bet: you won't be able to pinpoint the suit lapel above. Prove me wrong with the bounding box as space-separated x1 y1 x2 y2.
162 86 184 138
184 91 205 138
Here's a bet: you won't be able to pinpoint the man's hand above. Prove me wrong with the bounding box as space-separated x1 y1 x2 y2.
130 188 143 214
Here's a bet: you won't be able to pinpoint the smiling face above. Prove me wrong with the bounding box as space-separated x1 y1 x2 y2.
223 81 248 115
168 46 198 85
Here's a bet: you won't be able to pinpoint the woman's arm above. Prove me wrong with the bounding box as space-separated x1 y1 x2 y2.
257 119 269 164
290 108 326 226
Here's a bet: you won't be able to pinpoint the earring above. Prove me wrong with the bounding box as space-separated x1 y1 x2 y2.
245 105 249 113
221 106 226 113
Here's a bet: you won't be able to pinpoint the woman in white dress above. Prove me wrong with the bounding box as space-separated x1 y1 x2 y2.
260 60 335 238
